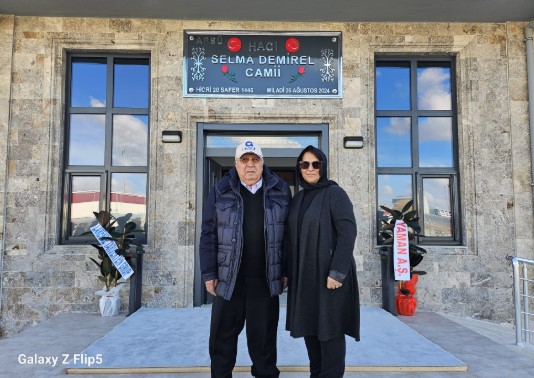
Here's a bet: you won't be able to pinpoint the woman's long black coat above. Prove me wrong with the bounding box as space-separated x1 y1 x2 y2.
285 184 360 341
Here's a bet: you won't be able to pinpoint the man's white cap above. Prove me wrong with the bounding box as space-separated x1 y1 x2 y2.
235 140 263 159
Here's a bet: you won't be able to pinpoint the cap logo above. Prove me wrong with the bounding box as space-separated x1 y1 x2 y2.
235 140 263 159
242 141 256 152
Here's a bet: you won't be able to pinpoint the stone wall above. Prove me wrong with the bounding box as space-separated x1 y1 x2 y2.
0 15 15 338
0 16 532 337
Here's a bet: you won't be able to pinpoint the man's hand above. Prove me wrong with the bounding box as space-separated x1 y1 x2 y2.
205 279 218 296
282 276 288 289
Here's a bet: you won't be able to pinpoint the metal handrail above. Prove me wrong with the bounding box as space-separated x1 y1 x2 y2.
507 255 534 346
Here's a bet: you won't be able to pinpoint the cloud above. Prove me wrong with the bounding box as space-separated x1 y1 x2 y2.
383 117 410 137
382 185 394 195
69 112 148 171
382 116 452 143
417 68 451 110
111 173 147 196
419 117 452 142
72 176 100 192
69 114 106 165
423 178 450 210
112 115 148 166
90 97 105 107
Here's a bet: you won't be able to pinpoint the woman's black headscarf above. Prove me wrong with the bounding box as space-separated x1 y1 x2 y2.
295 145 337 239
296 145 337 191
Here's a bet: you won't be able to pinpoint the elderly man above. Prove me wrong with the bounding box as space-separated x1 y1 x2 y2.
200 140 291 378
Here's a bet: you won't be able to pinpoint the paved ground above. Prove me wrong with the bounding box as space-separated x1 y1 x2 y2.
65 307 466 371
0 309 533 378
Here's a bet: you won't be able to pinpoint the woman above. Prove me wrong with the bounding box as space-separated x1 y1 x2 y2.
286 145 360 378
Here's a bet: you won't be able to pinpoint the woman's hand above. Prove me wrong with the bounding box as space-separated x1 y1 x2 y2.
327 277 342 290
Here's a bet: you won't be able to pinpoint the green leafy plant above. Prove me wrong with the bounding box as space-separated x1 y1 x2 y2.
379 199 427 285
86 211 144 291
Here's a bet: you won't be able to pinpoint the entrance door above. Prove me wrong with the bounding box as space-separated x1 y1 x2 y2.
194 123 328 305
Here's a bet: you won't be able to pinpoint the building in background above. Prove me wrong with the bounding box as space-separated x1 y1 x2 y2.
0 0 533 337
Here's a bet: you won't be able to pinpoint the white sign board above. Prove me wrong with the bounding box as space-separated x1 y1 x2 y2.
393 220 411 281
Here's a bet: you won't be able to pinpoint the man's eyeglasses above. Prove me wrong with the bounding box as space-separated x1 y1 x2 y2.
238 156 262 164
299 161 322 170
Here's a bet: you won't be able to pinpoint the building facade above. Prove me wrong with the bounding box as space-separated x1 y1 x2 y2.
0 14 533 337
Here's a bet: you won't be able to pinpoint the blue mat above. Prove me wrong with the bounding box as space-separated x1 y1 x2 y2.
69 307 466 371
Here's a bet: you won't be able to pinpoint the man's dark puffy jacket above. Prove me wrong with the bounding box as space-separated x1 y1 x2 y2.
199 165 291 300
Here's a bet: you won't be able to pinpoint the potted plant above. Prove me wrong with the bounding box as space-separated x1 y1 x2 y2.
378 199 427 316
86 210 144 316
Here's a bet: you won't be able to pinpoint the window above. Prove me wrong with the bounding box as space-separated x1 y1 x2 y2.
61 55 150 243
375 57 460 244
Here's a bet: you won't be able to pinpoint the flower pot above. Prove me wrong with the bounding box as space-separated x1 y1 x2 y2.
96 285 122 317
396 273 419 316
98 293 121 316
396 294 417 316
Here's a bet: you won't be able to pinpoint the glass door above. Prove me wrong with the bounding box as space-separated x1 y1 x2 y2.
194 123 328 305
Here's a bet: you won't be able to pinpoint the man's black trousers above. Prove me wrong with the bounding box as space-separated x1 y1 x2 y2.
209 276 280 378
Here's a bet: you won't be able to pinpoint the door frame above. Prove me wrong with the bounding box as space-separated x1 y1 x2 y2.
193 123 329 306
